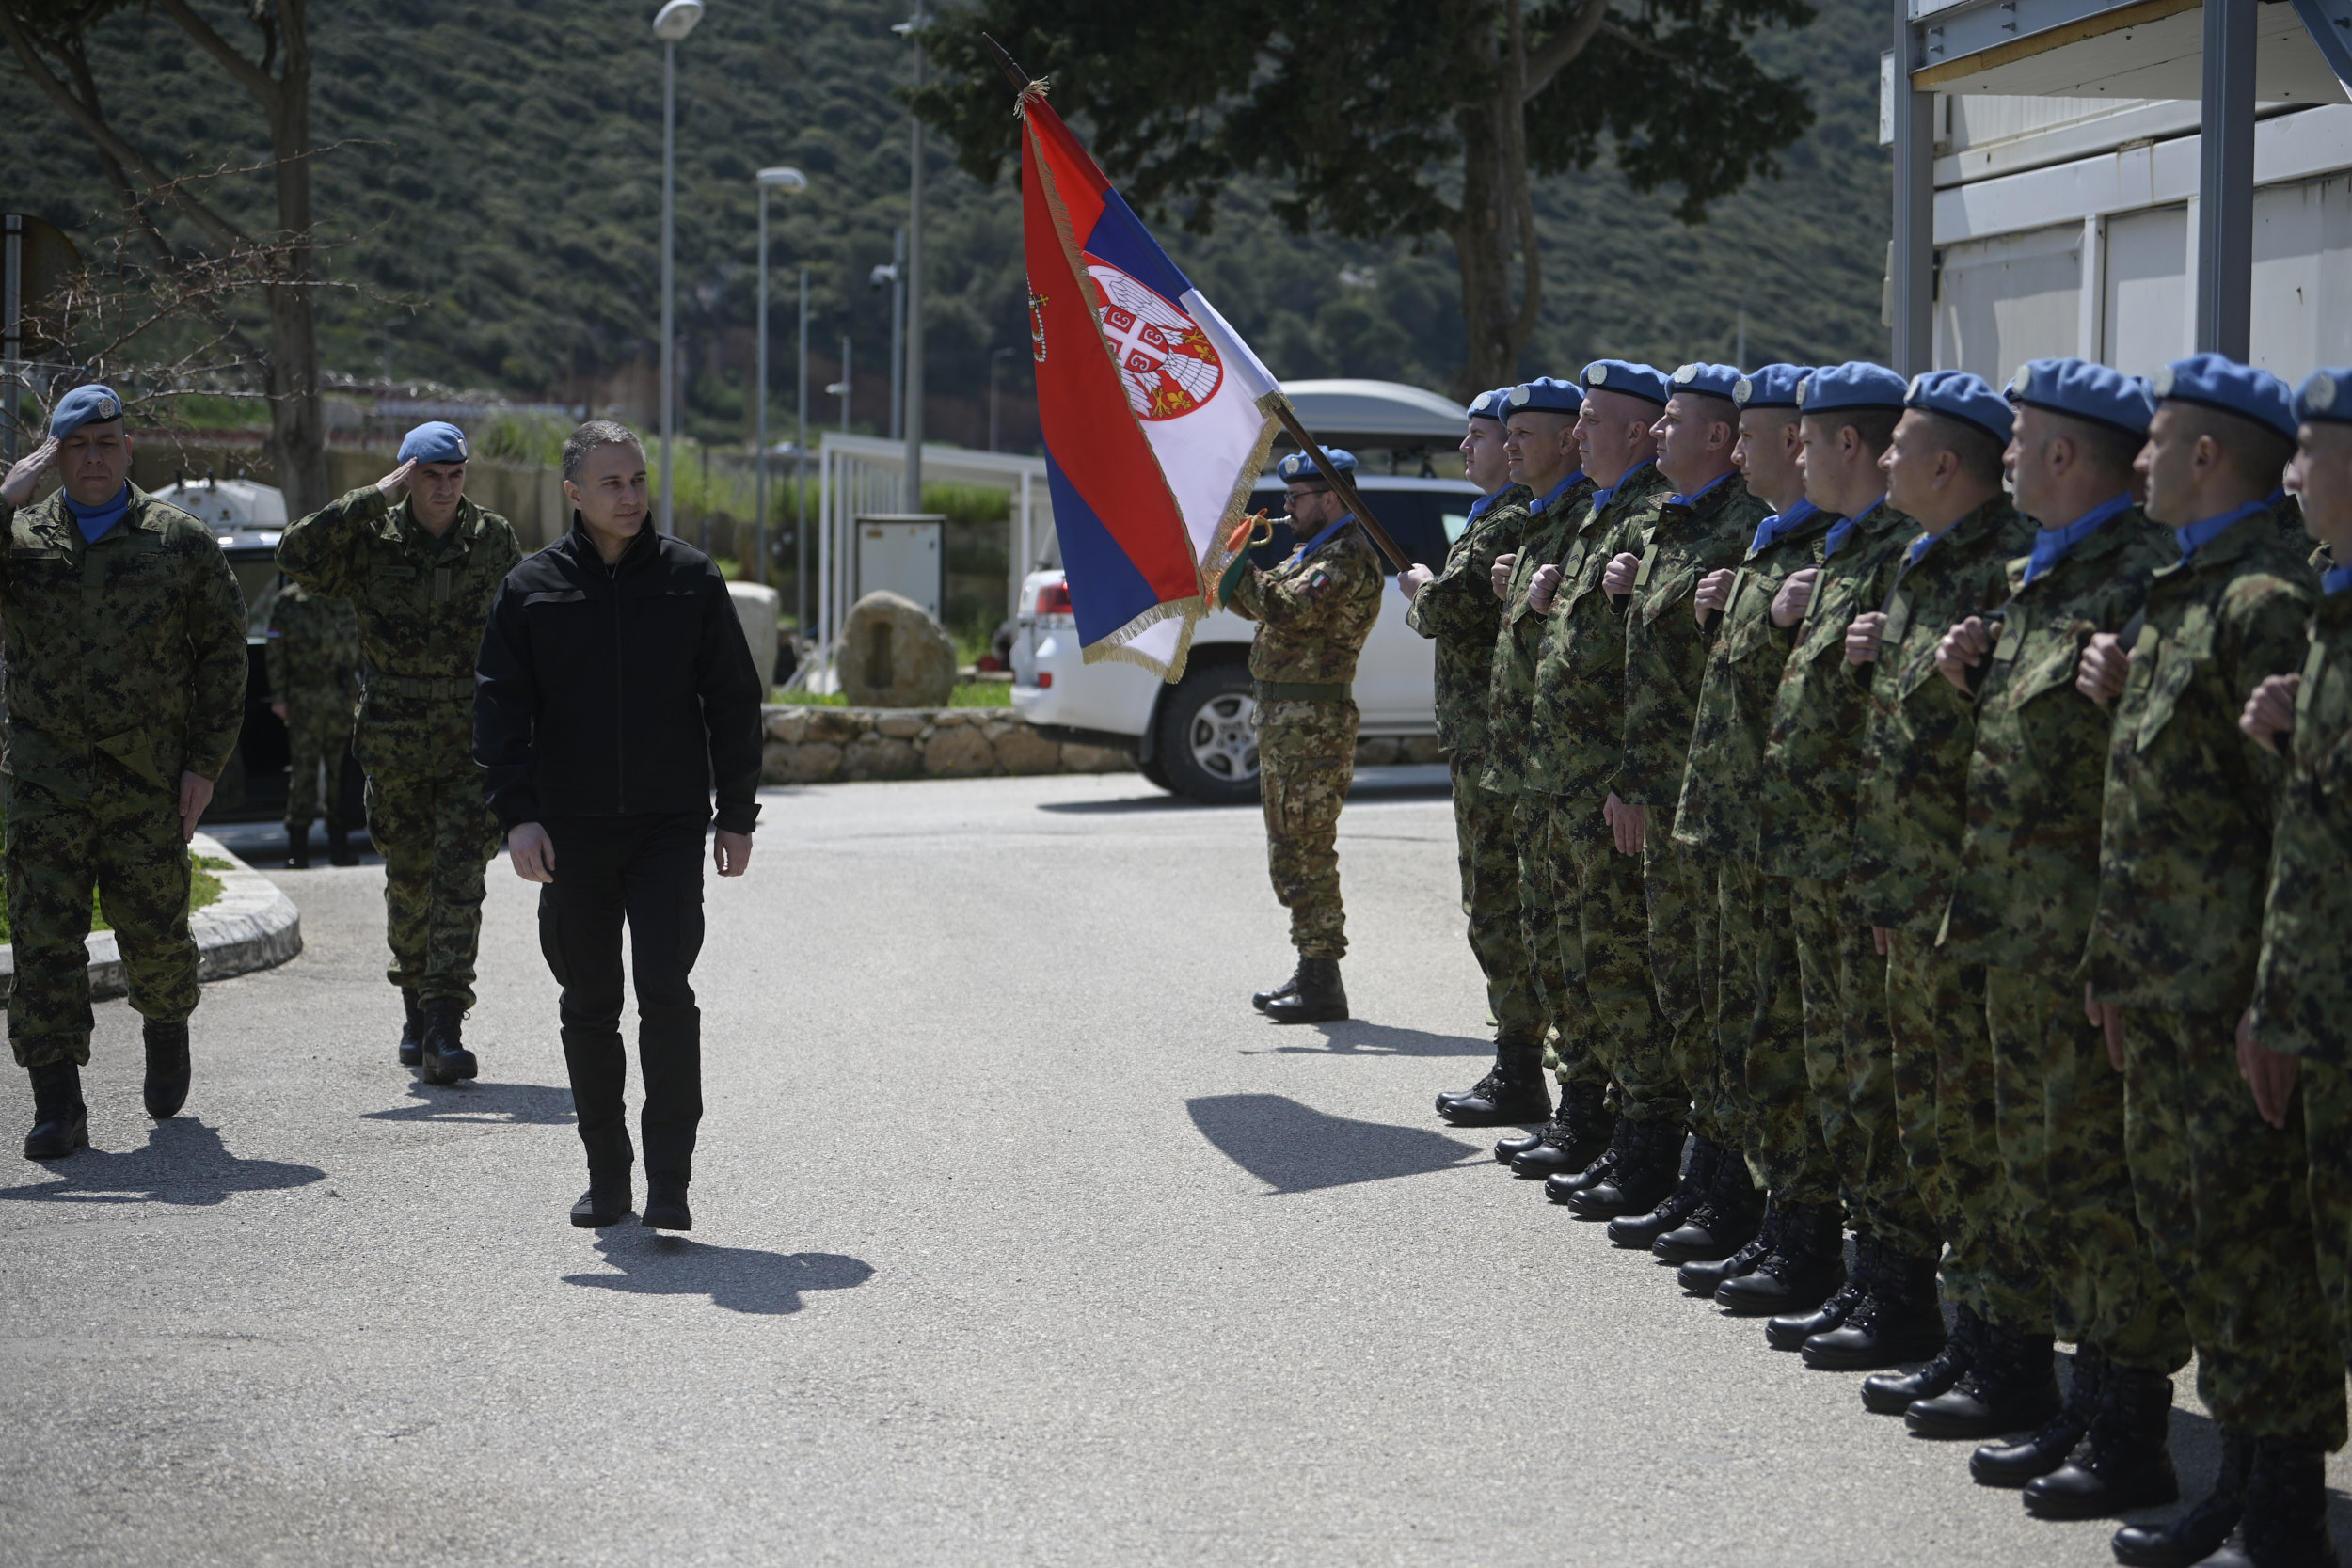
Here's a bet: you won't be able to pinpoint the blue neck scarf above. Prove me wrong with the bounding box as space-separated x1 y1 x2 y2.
1528 470 1587 516
1667 472 1732 510
1749 498 1821 556
2324 563 2352 596
63 483 132 544
1589 457 1657 517
1464 485 1513 528
1286 513 1356 569
2022 493 2132 585
1823 495 1886 560
2173 499 2269 562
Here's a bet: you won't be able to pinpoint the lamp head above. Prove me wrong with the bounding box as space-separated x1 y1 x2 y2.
756 166 807 192
652 0 705 42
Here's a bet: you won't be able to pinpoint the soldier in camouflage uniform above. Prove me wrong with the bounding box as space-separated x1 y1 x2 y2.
1401 388 1542 1100
263 575 360 869
1929 360 2186 1518
2076 356 2339 1568
1661 364 1825 1274
1 386 247 1160
1230 447 1384 1024
278 421 521 1084
1581 362 1767 1238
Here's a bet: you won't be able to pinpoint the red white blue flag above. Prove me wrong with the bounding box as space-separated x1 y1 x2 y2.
1020 83 1280 681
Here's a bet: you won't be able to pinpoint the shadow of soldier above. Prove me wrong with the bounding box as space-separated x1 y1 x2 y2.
360 1079 577 1127
1186 1093 1484 1194
0 1117 325 1207
563 1231 876 1316
1240 1020 1493 1058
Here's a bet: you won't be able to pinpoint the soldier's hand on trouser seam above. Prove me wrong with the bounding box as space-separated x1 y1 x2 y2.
177 771 213 845
2236 1006 2300 1131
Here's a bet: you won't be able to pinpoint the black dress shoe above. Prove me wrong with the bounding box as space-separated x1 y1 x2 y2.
326 824 358 866
1715 1200 1843 1316
419 998 479 1085
1905 1325 2062 1439
141 1018 191 1120
1654 1147 1765 1263
1678 1202 1782 1296
642 1174 692 1231
1973 1348 2102 1489
2110 1432 2250 1567
570 1165 635 1228
1863 1303 1983 1415
22 1060 88 1161
1565 1115 1685 1219
1254 963 1303 1013
1803 1246 1947 1370
397 990 424 1068
1264 958 1348 1024
2021 1362 2178 1517
284 827 310 869
1610 1135 1718 1249
2174 1440 2333 1568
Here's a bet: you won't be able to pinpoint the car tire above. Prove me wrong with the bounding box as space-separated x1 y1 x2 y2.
1156 663 1261 805
1137 752 1173 792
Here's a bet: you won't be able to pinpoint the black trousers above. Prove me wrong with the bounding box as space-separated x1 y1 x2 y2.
537 813 707 1179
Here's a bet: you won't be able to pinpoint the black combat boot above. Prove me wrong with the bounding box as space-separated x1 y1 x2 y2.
1610 1134 1718 1249
1508 1082 1612 1175
1255 962 1304 1014
141 1019 191 1120
2020 1361 2178 1516
1678 1197 1783 1296
1905 1323 2063 1439
22 1060 88 1161
2184 1440 2335 1568
1771 1233 1876 1352
418 998 479 1085
1494 1077 1566 1159
1565 1115 1685 1219
1975 1347 2104 1489
284 826 310 869
397 990 424 1068
1863 1302 1984 1415
2111 1431 2251 1568
570 1130 636 1228
326 821 358 867
642 1169 693 1232
1654 1145 1766 1263
1715 1200 1843 1316
1440 1044 1551 1127
1263 958 1347 1024
1803 1245 1947 1369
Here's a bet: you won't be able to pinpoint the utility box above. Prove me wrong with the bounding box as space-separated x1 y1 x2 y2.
854 514 945 623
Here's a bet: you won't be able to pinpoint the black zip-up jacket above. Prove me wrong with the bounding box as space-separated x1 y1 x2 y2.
474 519 763 834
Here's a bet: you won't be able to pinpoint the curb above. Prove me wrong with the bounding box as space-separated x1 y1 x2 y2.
0 832 302 1001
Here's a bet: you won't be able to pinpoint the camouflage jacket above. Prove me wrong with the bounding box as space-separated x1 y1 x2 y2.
1479 475 1597 797
1229 518 1383 686
2251 584 2352 1064
1618 474 1770 822
1527 462 1673 800
2085 506 2315 1010
1847 498 2039 933
0 484 246 796
277 485 522 777
1672 501 1835 863
1941 506 2172 970
263 577 360 711
1758 500 1918 881
1406 483 1532 758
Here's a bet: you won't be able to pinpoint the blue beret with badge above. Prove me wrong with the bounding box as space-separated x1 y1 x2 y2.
1796 361 1908 415
2004 357 2156 438
1668 362 1742 402
1581 360 1670 405
49 384 124 438
1468 386 1516 423
2151 353 2296 442
398 420 471 466
1275 446 1357 483
1906 368 2014 444
1507 377 1585 417
2294 367 2352 426
1732 364 1813 410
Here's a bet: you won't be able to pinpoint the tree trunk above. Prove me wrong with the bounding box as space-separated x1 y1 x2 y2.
1451 5 1542 397
260 4 326 516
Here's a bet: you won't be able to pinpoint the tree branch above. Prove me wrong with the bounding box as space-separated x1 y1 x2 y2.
150 0 280 107
1524 0 1610 100
1596 20 1677 62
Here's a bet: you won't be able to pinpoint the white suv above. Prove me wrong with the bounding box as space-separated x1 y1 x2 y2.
1010 472 1482 802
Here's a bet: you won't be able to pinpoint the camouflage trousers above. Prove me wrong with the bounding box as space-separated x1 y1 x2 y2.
367 768 502 1009
1722 862 1829 1202
1258 701 1357 960
1449 755 1546 1046
1542 797 1679 1123
1888 936 2044 1330
1986 967 2187 1371
2122 1007 2345 1446
1518 797 1602 1095
1645 834 1719 1143
4 769 197 1068
2301 1063 2352 1376
1792 878 1937 1256
281 696 353 834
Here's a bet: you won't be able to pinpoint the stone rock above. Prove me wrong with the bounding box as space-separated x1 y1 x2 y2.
1060 743 1137 774
799 707 866 746
766 710 808 744
931 710 977 728
923 725 997 778
765 740 842 784
992 724 1062 775
1399 736 1445 766
841 735 921 781
1355 736 1404 767
838 592 956 708
874 711 930 740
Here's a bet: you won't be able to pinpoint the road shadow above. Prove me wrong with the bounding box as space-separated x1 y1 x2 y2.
1187 1093 1484 1194
1242 1020 1492 1058
563 1230 875 1316
0 1117 325 1207
1036 794 1232 816
361 1079 576 1126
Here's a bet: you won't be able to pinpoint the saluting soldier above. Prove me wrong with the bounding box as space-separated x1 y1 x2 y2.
0 386 246 1158
1399 388 1544 1106
2075 355 2339 1568
278 421 521 1083
263 574 360 869
1232 448 1384 1024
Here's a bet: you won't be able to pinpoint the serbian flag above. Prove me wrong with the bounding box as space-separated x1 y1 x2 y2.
1020 83 1281 682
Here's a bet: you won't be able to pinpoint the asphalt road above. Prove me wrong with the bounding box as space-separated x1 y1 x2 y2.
2 770 2343 1566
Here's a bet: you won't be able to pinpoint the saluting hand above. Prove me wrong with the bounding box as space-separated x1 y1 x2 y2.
1527 562 1563 613
2 437 58 509
2075 630 2131 706
1845 610 1888 666
1693 567 1736 628
2237 1005 2299 1130
1601 551 1641 601
1490 552 1518 603
1771 567 1819 629
1936 616 1994 692
2241 673 2301 753
509 822 555 883
375 457 417 498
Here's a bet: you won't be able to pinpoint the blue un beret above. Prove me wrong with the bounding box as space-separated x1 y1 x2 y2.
1468 386 1516 423
1797 361 1909 415
1581 360 1670 406
398 420 470 466
49 384 124 438
2004 357 2156 439
2152 354 2296 443
1906 369 2014 444
1668 362 1742 401
2294 367 2352 426
1275 447 1357 483
1732 364 1813 410
1507 377 1585 417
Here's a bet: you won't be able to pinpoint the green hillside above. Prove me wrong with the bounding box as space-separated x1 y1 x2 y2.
5 0 1893 445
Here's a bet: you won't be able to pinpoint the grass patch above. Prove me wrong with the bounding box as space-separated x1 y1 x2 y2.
0 852 229 942
775 683 1015 710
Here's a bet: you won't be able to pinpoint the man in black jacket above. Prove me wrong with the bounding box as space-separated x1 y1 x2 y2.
474 420 765 1233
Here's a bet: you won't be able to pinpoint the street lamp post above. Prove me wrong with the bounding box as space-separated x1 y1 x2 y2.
653 0 706 536
988 345 1014 452
896 2 929 512
796 265 809 634
755 165 807 589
